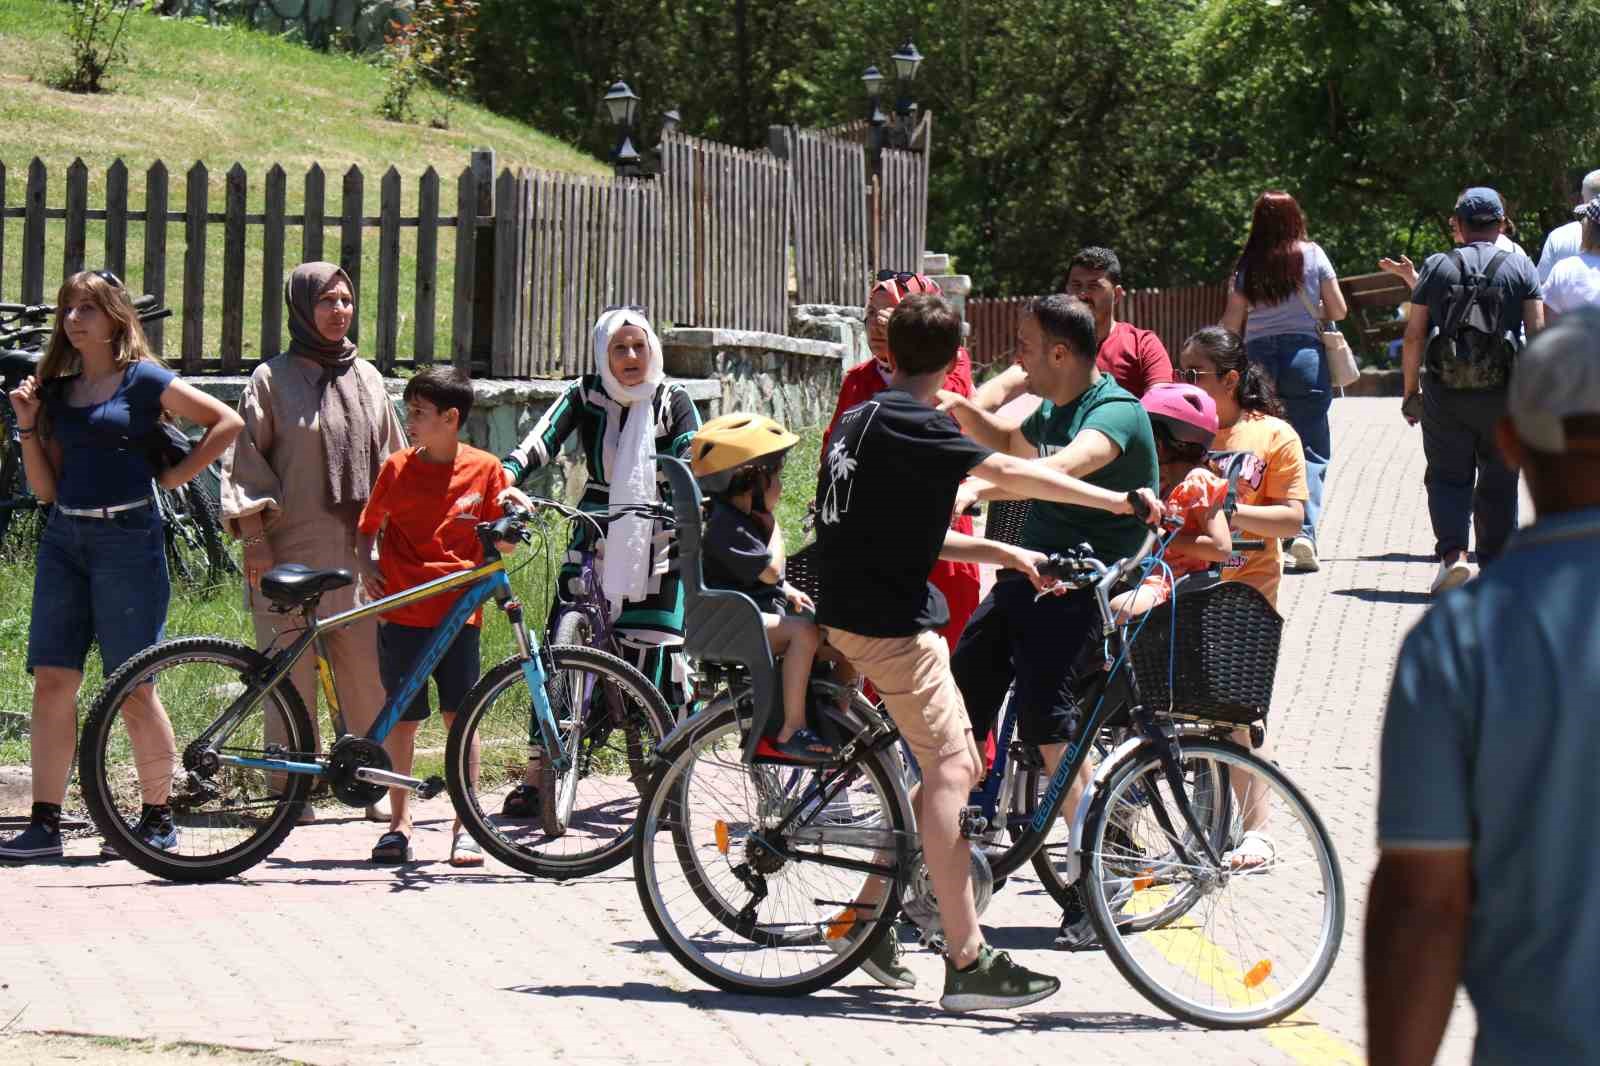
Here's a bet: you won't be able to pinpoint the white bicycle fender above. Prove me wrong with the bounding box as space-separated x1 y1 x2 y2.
1060 733 1149 886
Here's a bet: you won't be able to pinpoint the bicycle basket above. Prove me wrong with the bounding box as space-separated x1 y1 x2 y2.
1127 580 1282 724
984 500 1031 547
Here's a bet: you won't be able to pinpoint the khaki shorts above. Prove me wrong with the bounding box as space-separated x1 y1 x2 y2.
825 627 980 770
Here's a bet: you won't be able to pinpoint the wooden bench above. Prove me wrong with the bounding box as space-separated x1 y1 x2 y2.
1339 271 1411 356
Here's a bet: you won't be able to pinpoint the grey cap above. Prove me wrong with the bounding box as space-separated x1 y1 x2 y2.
1509 309 1600 453
1583 168 1600 203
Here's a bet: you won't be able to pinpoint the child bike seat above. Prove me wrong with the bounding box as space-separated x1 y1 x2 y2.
259 563 353 610
659 457 780 764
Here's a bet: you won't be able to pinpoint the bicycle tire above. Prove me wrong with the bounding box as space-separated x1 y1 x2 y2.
79 637 317 883
633 700 908 997
160 479 237 590
446 645 671 879
1082 739 1344 1028
542 611 596 836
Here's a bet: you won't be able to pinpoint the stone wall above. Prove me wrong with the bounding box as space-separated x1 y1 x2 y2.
658 329 846 430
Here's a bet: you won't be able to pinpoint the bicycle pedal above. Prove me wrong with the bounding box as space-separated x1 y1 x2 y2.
416 776 446 800
958 805 989 840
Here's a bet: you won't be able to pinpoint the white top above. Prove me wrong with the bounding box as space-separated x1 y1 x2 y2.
1542 251 1600 314
1537 220 1583 284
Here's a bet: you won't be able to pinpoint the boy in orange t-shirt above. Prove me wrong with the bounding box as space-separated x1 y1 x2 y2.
356 367 509 866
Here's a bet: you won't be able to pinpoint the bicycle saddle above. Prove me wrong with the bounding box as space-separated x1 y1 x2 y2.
0 348 40 386
259 564 353 608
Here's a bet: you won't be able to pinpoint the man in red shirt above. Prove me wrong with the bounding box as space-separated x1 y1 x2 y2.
972 246 1174 410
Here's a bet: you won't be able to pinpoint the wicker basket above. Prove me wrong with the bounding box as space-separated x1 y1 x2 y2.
984 500 1032 547
1126 580 1282 724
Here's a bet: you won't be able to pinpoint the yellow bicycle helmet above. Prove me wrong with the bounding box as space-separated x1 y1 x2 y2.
690 412 800 495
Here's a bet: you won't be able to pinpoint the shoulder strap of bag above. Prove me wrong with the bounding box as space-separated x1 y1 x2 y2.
1294 281 1325 327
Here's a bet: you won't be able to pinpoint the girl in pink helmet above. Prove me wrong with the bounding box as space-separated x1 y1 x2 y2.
1108 383 1234 621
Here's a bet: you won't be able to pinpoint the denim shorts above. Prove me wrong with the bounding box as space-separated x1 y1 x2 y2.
377 621 482 721
27 505 170 676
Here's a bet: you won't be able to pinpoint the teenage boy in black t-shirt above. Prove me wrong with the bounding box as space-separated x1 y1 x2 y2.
815 293 1159 1012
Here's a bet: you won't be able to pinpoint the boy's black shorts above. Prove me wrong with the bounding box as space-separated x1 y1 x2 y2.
951 574 1100 746
378 621 482 722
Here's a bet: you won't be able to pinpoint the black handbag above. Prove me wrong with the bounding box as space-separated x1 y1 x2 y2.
143 420 192 472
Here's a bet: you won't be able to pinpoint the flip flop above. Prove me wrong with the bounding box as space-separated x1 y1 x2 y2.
1227 829 1277 873
370 830 413 864
753 727 836 766
450 832 485 868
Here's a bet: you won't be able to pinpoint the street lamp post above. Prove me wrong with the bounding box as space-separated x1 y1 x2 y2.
887 39 923 150
603 79 645 179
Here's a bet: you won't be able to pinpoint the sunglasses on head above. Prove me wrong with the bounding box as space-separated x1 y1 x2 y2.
603 303 648 316
91 269 124 290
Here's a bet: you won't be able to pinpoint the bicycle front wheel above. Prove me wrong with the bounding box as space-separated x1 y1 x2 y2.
1083 738 1343 1028
446 645 671 879
632 698 909 997
79 638 317 882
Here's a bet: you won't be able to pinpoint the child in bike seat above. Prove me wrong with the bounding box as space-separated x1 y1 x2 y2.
1108 383 1234 622
356 366 511 867
690 413 833 764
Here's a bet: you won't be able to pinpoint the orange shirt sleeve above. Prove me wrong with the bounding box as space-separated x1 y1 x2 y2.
357 453 401 535
1262 423 1309 503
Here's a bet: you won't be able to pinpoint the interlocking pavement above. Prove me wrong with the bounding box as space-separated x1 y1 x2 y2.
0 398 1484 1065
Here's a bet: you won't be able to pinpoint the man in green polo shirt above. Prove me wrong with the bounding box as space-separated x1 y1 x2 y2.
940 293 1158 949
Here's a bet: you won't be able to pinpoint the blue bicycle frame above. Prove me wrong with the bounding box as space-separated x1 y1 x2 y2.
198 550 572 791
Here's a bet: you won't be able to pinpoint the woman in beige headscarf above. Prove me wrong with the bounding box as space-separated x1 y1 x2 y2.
220 262 406 822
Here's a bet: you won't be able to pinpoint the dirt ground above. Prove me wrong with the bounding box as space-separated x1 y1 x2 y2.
0 1034 303 1066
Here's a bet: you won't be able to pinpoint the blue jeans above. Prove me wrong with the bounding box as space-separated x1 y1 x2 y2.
27 505 170 675
1246 333 1331 544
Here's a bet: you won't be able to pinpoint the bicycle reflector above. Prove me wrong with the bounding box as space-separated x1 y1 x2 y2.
714 819 730 855
1243 960 1273 989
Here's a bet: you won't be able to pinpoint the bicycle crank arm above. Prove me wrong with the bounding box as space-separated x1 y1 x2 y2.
353 767 446 798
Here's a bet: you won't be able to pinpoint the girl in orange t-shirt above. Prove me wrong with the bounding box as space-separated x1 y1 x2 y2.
1109 384 1233 621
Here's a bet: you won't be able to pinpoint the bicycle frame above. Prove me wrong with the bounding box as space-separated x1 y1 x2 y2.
197 551 569 787
747 527 1227 885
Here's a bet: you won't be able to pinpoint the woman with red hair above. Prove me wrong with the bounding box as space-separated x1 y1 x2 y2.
820 271 980 653
1221 191 1347 573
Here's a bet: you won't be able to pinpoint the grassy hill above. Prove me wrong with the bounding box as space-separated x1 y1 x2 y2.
0 1 607 359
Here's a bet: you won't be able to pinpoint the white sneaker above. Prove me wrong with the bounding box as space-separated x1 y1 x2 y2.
1430 557 1471 595
1287 536 1319 572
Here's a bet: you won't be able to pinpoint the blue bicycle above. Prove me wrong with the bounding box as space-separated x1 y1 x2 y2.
80 505 673 882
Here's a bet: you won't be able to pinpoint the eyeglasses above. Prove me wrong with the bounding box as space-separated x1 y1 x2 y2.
1177 367 1217 385
602 303 649 316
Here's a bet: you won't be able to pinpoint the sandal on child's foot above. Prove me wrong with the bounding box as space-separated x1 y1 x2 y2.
754 727 836 765
370 830 413 864
450 831 485 868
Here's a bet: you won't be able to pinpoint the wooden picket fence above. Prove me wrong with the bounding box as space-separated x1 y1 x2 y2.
658 132 790 337
0 155 481 374
966 284 1230 370
1 126 931 377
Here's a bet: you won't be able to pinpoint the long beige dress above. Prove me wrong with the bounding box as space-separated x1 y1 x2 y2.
219 353 406 743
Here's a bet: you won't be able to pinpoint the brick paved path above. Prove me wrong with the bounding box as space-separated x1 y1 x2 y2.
1 399 1481 1065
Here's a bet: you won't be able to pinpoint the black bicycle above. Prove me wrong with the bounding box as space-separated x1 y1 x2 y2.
632 460 1343 1029
0 296 237 587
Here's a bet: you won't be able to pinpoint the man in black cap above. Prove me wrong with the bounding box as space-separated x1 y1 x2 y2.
1401 186 1544 594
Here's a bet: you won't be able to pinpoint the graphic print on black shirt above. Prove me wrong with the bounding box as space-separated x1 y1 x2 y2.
814 388 991 638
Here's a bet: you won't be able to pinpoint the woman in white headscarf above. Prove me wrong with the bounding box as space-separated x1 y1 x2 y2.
499 310 700 788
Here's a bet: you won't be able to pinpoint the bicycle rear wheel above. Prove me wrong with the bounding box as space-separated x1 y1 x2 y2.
446 645 670 878
160 478 237 591
1082 738 1343 1028
79 638 316 882
632 700 909 996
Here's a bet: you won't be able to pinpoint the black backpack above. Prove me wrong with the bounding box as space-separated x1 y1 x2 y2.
1424 246 1519 391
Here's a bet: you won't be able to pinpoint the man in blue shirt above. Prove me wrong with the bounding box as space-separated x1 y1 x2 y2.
1369 309 1600 1065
